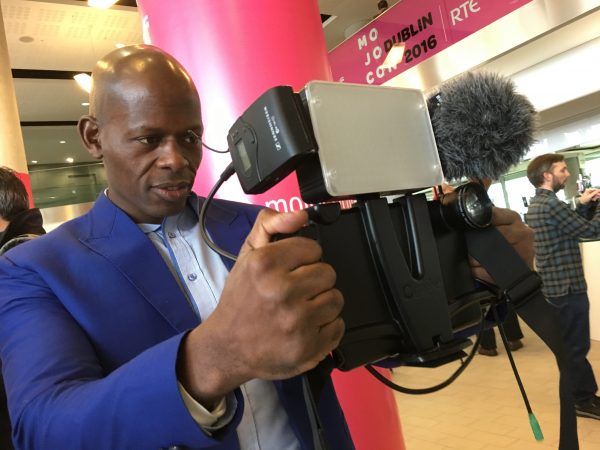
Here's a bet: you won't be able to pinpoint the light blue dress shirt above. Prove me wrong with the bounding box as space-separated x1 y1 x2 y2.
139 199 301 450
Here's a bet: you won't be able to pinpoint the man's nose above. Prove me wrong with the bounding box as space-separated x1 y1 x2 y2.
157 138 189 170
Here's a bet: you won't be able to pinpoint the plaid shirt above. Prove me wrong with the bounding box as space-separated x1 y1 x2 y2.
525 188 600 298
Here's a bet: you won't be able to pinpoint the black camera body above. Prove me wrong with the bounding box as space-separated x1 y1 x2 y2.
227 86 316 194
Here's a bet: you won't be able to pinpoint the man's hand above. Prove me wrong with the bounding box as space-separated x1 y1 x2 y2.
579 188 600 205
469 206 535 283
178 208 344 406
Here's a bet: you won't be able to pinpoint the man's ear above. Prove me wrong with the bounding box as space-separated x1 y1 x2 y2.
542 171 552 183
78 115 103 160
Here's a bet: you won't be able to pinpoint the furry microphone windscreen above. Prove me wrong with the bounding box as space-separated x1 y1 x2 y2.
428 72 537 182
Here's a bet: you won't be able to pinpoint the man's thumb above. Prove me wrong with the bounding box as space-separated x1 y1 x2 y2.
239 209 308 256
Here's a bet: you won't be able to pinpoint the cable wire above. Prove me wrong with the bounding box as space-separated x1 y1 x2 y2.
199 163 238 261
365 320 484 395
186 129 229 154
202 141 229 154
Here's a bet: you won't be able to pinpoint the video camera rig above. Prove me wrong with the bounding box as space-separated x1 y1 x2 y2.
219 81 542 371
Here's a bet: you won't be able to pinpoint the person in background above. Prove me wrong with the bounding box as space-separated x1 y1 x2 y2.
0 166 46 450
0 167 45 255
477 307 524 356
526 153 600 420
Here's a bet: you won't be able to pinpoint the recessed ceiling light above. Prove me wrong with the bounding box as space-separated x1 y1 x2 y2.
73 73 92 93
81 102 90 106
66 157 74 164
88 0 118 9
31 160 38 164
59 140 66 144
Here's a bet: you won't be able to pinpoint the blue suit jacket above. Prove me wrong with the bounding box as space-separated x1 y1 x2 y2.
0 194 353 450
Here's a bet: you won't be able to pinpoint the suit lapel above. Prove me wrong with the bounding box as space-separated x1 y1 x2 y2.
79 195 257 332
80 195 199 333
200 197 259 271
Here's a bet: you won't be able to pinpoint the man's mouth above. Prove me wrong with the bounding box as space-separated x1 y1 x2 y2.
152 182 192 200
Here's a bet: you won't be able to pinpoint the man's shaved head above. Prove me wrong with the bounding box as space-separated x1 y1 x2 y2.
89 44 197 122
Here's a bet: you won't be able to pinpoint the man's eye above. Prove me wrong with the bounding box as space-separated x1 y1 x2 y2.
183 130 201 145
136 136 162 145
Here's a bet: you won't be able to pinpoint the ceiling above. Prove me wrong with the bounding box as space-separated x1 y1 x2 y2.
2 0 398 167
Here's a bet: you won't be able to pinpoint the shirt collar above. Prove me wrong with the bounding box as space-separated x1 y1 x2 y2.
535 187 555 197
138 193 200 235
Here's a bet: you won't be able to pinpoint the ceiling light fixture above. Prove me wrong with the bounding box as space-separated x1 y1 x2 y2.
31 160 38 164
379 42 406 69
88 0 118 9
74 73 92 93
66 157 74 164
59 140 66 144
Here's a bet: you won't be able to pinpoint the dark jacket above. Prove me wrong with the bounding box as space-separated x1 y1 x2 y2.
0 208 46 255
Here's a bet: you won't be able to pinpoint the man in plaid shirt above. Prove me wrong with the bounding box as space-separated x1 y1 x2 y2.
526 153 600 420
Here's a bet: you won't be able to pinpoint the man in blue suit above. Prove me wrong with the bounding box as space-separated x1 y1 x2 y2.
0 45 350 449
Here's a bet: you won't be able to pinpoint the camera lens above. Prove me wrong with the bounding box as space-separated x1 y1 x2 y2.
441 182 493 230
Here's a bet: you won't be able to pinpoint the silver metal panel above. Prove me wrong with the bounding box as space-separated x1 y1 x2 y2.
303 81 443 196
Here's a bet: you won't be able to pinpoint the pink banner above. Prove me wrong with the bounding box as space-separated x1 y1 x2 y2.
329 0 534 85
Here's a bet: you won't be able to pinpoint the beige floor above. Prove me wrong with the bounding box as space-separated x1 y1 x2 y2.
392 324 600 449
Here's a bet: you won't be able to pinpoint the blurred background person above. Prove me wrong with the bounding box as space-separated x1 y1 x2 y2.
478 307 524 356
526 153 600 420
0 166 45 255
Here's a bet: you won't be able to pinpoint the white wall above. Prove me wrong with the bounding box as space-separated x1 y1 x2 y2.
581 241 600 341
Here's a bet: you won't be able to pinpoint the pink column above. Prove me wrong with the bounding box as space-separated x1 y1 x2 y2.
137 2 404 449
137 0 333 206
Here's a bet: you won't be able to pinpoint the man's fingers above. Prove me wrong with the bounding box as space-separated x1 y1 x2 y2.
287 262 336 300
306 287 344 328
317 315 345 348
239 209 309 257
239 237 323 276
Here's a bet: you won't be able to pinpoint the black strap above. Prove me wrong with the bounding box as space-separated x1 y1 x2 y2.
464 226 564 353
465 226 541 307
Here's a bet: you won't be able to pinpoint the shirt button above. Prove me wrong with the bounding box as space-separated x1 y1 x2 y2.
167 232 176 238
187 273 198 281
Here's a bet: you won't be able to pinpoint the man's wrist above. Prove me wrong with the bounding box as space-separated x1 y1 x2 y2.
176 325 247 409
